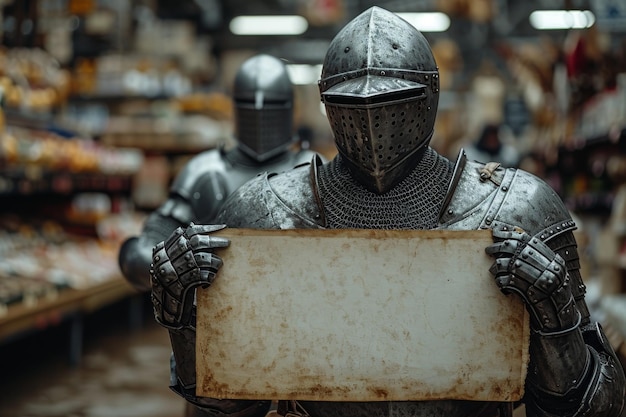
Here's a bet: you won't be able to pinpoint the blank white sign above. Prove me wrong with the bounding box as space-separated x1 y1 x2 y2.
196 229 529 402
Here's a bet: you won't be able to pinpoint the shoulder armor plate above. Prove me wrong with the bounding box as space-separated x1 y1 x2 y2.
216 158 324 229
439 150 576 238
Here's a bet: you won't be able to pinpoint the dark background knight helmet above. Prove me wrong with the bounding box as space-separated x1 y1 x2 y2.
234 54 295 162
319 6 440 193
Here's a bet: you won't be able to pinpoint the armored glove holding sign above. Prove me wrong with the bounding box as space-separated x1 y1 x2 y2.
151 223 271 417
486 228 580 334
486 226 623 417
151 223 229 330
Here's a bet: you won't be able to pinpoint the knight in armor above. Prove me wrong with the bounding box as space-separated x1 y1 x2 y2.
118 53 318 292
120 54 318 417
149 7 626 417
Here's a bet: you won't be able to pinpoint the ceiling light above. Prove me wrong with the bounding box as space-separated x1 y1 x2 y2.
396 12 450 32
287 64 323 85
229 15 308 35
529 10 595 30
320 102 327 116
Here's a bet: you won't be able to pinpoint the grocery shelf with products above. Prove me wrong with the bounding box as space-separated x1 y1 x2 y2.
0 46 149 364
0 181 145 366
0 219 140 365
0 0 231 365
550 126 626 216
0 123 146 360
0 29 240 370
0 21 249 375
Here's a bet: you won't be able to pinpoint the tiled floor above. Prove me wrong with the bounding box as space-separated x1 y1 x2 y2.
0 296 186 417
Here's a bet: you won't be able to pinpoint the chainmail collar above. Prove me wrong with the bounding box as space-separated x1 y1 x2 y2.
317 147 454 230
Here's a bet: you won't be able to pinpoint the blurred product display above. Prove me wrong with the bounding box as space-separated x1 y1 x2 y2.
0 220 118 307
1 0 626 415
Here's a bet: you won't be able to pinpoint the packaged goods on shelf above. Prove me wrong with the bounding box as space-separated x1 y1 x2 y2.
0 221 127 316
100 113 228 152
71 54 192 98
0 48 71 112
1 127 143 175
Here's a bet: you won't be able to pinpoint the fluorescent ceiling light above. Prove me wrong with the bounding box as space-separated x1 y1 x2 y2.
229 15 308 35
287 64 323 85
397 12 450 32
529 10 595 30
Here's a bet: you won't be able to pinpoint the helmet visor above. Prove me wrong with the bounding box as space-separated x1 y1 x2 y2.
322 75 427 107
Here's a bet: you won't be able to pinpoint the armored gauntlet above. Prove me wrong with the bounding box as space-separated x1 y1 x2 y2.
150 223 229 330
485 227 626 416
485 227 580 334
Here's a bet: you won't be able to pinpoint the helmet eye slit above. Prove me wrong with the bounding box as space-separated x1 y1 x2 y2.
323 86 426 107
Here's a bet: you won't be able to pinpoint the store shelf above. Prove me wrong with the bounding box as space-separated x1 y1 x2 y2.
554 127 626 215
0 170 133 196
100 132 216 154
0 276 142 367
0 276 136 341
68 93 173 103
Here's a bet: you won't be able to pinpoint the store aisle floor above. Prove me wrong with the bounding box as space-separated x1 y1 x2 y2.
0 296 185 417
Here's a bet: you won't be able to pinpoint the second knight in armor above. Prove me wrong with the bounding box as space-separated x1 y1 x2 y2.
120 54 318 417
118 54 318 292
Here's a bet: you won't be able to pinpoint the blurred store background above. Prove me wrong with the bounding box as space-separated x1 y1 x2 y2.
0 0 626 416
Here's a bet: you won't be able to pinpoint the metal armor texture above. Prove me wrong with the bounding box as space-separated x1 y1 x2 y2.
118 146 314 292
215 150 625 417
440 153 625 417
150 224 272 417
151 6 625 417
318 148 453 229
319 6 439 194
151 223 228 330
234 54 295 162
118 52 317 293
216 7 624 416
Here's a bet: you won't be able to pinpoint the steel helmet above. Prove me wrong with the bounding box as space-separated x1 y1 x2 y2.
319 6 440 193
234 54 295 161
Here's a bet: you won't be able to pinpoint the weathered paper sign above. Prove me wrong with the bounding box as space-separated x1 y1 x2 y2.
196 229 529 402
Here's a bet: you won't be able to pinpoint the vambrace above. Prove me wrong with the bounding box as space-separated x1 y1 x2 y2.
524 227 625 416
180 395 270 417
537 227 590 325
118 211 185 292
155 195 196 226
151 224 242 413
525 321 626 417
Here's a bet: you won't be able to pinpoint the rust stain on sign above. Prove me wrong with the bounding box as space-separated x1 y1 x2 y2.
196 229 529 402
